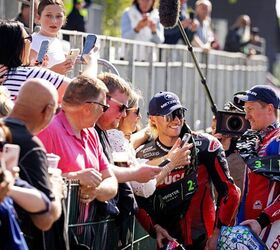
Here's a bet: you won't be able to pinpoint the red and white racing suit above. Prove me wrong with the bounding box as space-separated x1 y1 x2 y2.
237 123 280 244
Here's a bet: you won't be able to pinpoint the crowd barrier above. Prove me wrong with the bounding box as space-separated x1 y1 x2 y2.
56 31 268 249
60 29 267 130
65 180 156 250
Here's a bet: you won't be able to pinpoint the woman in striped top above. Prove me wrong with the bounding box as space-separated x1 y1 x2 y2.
0 20 70 102
0 20 97 103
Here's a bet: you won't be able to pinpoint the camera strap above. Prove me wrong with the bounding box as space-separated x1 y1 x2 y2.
246 155 280 181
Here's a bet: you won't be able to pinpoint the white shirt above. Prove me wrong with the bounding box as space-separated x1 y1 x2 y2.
107 129 157 198
31 33 67 67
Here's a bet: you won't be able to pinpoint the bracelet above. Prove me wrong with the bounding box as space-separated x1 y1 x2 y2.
162 164 171 175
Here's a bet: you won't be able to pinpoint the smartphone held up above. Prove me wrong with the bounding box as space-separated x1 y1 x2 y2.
36 40 49 65
1 143 20 171
180 133 192 147
80 34 97 64
66 48 80 63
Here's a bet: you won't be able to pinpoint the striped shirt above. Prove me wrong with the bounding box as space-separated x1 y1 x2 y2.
3 66 64 100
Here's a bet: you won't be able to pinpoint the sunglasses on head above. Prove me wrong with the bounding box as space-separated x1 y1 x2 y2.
107 95 128 113
163 108 185 122
85 101 110 112
127 107 140 116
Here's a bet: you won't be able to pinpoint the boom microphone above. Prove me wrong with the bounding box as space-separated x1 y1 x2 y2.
159 0 180 28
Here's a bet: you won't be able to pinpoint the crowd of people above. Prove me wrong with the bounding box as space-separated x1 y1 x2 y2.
14 0 265 57
119 0 264 55
0 0 278 250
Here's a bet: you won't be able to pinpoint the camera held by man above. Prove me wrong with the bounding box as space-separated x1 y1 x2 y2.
215 92 250 136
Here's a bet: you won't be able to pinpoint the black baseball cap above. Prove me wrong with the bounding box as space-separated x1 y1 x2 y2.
148 91 187 116
235 85 280 109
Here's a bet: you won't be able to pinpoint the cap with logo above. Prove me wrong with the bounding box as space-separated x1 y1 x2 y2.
236 85 280 109
148 91 187 116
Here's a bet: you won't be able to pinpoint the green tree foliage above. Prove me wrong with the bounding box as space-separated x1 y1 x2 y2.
100 0 131 37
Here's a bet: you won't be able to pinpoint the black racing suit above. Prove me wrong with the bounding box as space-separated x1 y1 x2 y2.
135 124 240 249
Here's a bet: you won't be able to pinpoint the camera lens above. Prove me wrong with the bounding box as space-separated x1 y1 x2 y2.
226 115 243 131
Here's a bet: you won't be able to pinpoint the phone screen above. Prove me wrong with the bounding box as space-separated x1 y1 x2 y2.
180 133 191 147
37 40 49 65
189 11 194 20
81 34 97 61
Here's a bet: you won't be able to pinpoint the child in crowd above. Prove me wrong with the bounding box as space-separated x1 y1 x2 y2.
29 0 74 75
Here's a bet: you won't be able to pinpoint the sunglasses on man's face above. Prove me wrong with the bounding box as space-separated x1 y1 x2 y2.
85 101 110 112
107 95 128 113
163 108 185 122
127 107 140 116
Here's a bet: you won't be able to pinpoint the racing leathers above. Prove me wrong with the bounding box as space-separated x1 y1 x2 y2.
135 124 240 248
237 122 280 242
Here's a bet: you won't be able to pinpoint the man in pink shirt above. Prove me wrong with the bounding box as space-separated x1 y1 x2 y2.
38 75 118 203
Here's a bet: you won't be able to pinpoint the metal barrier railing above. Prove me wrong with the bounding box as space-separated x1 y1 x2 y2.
65 180 156 250
59 29 268 130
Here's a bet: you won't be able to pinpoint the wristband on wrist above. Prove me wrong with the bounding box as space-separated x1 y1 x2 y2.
256 212 270 229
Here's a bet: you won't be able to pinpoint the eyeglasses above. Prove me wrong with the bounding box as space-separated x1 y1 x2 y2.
163 108 185 122
127 107 140 116
24 35 32 43
85 101 110 112
107 95 128 113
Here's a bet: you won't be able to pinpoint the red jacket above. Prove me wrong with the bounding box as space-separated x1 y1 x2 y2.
239 126 280 227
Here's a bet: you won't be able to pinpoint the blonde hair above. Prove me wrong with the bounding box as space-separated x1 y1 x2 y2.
98 72 132 98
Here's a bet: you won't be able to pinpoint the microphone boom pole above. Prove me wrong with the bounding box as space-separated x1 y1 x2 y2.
177 20 218 115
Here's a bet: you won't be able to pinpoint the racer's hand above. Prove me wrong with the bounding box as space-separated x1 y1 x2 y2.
205 228 220 250
168 138 193 170
154 224 174 249
240 219 262 235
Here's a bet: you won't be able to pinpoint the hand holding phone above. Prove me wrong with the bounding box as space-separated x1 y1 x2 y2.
36 40 49 65
180 133 192 147
81 34 97 64
189 11 194 21
66 48 80 63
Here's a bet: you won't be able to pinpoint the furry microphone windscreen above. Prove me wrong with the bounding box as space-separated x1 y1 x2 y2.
159 0 180 28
